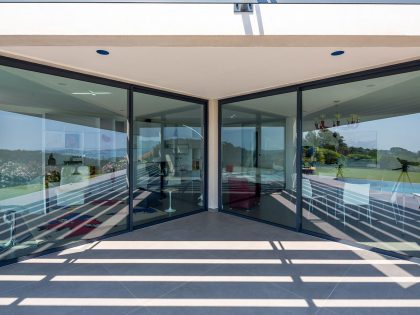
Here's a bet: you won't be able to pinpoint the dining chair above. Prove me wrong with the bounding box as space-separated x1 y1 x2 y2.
339 183 372 226
303 178 327 219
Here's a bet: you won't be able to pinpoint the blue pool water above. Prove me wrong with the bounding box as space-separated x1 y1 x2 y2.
337 178 420 194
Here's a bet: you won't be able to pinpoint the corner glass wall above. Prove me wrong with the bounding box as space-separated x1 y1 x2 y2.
0 64 128 261
0 59 207 264
302 70 420 258
221 92 297 227
133 92 205 226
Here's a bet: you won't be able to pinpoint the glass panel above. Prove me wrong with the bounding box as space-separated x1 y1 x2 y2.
133 93 204 226
0 65 128 261
221 92 297 227
302 70 420 258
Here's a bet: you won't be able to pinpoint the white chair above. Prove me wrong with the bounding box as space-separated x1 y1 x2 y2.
0 210 16 249
291 173 297 191
389 191 405 231
339 183 372 226
303 178 327 218
287 173 297 201
165 154 175 175
56 166 90 207
165 154 181 187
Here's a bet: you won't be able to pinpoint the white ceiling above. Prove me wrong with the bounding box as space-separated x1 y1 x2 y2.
2 46 420 99
0 63 203 129
219 68 420 132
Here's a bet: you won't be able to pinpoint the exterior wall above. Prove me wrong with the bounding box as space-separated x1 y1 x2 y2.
207 100 219 210
1 3 420 40
1 2 420 263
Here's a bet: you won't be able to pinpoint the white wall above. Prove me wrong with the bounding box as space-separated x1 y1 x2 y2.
207 99 219 210
1 3 420 37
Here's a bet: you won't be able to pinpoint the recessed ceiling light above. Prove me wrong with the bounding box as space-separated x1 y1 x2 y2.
331 50 345 56
96 49 110 56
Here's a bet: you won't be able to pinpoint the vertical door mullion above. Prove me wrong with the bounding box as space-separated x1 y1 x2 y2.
218 101 222 210
296 88 303 232
204 101 209 211
127 87 134 231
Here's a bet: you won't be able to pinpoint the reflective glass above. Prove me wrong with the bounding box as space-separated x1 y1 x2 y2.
0 65 128 261
133 93 204 225
302 70 420 258
221 92 297 227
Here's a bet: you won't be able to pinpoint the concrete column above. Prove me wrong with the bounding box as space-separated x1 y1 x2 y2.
207 99 219 211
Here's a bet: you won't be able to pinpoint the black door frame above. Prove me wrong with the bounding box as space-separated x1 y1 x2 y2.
219 58 420 262
0 55 208 266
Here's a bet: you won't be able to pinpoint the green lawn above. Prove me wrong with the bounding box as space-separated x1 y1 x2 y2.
316 166 420 183
0 183 44 202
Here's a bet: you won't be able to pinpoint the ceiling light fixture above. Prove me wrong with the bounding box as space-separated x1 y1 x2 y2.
96 49 110 56
331 50 345 56
72 90 111 96
314 112 361 131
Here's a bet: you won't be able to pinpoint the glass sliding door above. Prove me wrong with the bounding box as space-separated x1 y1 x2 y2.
221 92 297 227
0 65 128 261
133 92 205 226
302 70 420 258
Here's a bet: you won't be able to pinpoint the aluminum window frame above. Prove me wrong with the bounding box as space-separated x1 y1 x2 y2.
219 57 420 263
0 55 208 266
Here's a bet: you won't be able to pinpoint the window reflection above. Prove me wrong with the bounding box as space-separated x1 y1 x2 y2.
0 65 128 260
302 71 420 257
133 93 204 225
221 93 297 228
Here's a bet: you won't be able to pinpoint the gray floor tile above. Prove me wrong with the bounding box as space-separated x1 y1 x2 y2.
0 212 418 315
143 281 318 315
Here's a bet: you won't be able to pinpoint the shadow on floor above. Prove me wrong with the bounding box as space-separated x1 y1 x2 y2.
0 212 419 315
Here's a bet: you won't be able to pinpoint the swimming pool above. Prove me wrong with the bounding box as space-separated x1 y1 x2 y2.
337 177 420 194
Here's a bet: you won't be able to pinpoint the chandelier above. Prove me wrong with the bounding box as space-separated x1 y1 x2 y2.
314 113 360 131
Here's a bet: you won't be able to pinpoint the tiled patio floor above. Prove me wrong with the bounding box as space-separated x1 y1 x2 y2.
0 212 419 315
